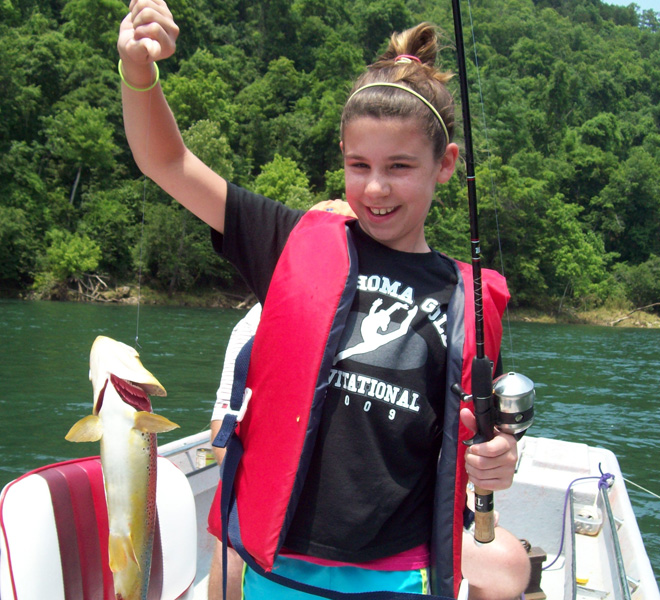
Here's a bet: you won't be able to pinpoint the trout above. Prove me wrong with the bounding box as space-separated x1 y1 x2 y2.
66 336 179 600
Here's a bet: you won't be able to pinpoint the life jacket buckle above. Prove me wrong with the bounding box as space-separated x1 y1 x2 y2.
236 388 252 422
212 388 252 449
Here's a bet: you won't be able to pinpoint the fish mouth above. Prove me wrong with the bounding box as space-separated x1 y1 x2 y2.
94 376 155 414
111 374 153 413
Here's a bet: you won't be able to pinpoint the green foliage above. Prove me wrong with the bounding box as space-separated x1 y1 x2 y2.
139 202 234 292
37 229 101 283
324 169 346 200
593 146 660 262
425 173 471 262
1 0 659 307
164 51 237 132
61 0 127 55
614 255 660 312
183 120 235 179
254 154 314 210
0 207 37 286
79 189 135 276
353 0 412 60
44 103 119 173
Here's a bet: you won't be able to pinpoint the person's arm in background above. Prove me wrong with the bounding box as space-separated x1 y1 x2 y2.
209 304 262 464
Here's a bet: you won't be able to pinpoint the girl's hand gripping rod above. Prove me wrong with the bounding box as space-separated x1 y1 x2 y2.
452 359 498 543
468 357 498 543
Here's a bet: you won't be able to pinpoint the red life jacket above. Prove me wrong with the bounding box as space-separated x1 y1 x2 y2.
208 210 509 599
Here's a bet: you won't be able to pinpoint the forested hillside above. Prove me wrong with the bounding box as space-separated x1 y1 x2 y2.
1 0 659 311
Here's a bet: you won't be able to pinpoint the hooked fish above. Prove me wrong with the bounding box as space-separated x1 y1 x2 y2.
66 335 179 600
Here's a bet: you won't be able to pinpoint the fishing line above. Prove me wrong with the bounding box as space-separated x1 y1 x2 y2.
134 89 154 350
624 477 660 500
465 0 516 369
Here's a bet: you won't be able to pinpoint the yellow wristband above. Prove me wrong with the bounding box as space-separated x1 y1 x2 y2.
118 59 160 92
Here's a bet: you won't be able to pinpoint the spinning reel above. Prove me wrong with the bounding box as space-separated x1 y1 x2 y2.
452 371 535 440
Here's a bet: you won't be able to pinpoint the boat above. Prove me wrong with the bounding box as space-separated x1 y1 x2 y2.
1 427 658 599
158 430 658 600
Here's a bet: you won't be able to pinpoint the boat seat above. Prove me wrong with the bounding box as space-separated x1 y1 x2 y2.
0 455 196 600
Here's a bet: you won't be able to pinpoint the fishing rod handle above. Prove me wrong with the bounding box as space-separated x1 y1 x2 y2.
470 356 496 543
473 486 495 543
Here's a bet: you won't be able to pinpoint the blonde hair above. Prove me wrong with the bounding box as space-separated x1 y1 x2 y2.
341 23 455 159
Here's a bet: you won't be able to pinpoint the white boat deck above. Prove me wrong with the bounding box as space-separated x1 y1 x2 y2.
159 432 659 600
497 436 658 600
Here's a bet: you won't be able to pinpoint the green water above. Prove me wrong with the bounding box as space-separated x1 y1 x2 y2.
1 299 658 580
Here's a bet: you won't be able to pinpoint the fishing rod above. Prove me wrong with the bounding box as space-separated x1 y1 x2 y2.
450 0 497 544
449 0 535 544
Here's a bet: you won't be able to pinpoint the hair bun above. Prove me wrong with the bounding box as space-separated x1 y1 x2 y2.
387 22 438 68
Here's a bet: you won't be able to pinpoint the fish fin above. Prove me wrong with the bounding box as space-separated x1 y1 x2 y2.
108 533 139 573
134 411 180 433
65 415 103 442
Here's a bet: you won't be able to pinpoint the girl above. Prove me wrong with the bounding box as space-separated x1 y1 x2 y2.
117 2 529 598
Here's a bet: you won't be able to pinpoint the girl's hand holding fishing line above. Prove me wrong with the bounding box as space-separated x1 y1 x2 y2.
118 0 179 85
460 408 518 492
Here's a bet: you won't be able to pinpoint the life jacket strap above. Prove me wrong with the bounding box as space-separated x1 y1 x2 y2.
213 337 254 449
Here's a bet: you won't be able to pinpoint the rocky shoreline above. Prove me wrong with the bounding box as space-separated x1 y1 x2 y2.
9 284 660 328
509 306 660 329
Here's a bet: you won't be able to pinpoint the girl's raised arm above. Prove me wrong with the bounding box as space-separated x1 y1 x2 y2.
117 0 227 233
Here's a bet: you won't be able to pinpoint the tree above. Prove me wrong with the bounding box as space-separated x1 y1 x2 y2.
425 172 471 263
474 158 606 308
542 195 609 303
614 255 660 312
1 0 659 309
41 229 101 281
353 0 412 61
61 0 127 55
234 57 308 173
323 169 346 200
594 147 660 263
43 103 120 205
139 202 232 293
254 154 314 210
183 120 235 181
79 190 135 277
32 229 102 298
0 14 66 146
0 207 37 287
0 141 60 224
164 50 237 133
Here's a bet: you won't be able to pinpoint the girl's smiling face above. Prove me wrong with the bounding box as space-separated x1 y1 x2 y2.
342 116 458 253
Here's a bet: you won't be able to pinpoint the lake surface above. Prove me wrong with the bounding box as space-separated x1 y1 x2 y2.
0 299 658 582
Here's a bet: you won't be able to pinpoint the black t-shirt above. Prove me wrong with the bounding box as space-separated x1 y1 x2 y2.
213 183 457 562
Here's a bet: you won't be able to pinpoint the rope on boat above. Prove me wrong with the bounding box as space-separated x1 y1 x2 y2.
542 466 614 571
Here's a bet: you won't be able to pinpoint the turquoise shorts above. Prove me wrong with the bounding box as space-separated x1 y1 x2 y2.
242 555 429 599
